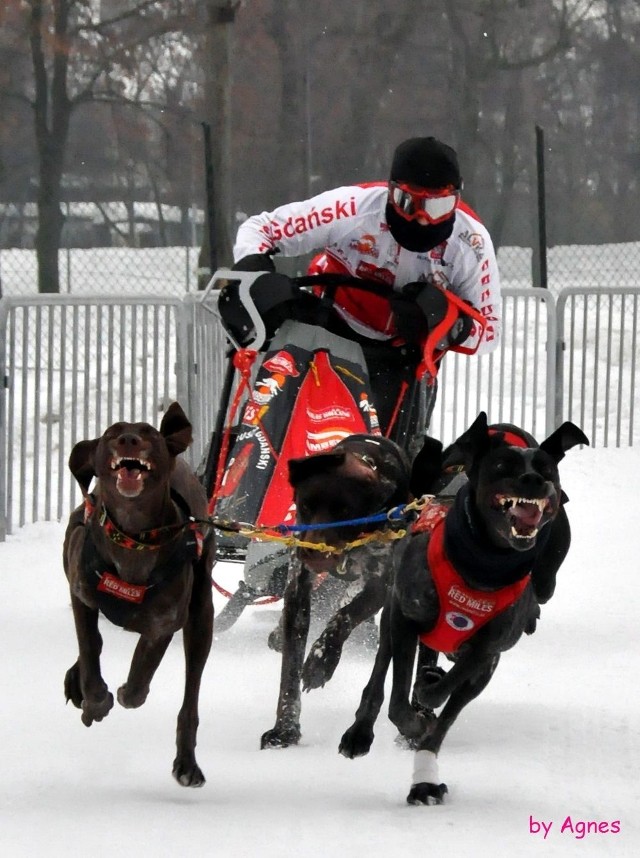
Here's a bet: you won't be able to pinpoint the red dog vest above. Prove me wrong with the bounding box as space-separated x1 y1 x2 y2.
418 520 531 654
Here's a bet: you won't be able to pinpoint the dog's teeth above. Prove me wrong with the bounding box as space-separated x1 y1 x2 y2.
500 496 547 511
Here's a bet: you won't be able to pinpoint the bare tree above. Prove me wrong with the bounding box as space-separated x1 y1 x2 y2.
1 0 196 292
196 1 242 282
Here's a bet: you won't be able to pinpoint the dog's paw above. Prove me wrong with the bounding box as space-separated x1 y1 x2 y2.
406 781 448 806
172 758 206 788
267 625 283 652
117 683 149 709
393 732 423 751
302 643 341 691
338 724 374 758
64 663 83 709
260 726 301 749
388 701 433 740
416 685 449 710
413 666 448 710
80 690 114 727
413 673 450 710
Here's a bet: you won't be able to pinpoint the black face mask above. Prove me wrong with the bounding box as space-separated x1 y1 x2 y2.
385 203 455 253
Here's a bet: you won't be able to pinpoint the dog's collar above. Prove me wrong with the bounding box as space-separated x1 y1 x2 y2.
83 492 205 557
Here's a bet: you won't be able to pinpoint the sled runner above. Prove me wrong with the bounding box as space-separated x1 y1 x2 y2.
199 268 486 629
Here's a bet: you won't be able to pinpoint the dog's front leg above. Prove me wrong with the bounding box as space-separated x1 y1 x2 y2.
339 601 392 758
261 561 313 749
407 654 500 806
302 574 388 691
173 560 214 788
387 603 431 741
117 633 173 709
414 644 494 710
67 594 114 727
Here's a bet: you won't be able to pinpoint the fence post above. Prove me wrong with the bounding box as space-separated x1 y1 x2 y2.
534 125 548 290
0 299 8 540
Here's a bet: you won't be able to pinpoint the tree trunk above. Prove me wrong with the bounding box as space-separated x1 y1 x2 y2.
197 1 238 287
35 187 65 293
30 0 72 293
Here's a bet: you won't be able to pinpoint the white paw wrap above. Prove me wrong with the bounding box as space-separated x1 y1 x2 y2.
412 750 439 785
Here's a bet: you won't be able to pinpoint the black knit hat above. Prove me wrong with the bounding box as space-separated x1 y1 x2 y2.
390 137 461 189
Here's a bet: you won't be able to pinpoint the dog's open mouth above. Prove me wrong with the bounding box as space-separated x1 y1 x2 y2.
110 456 152 497
494 494 552 539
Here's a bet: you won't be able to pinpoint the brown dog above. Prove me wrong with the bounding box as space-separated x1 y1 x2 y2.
63 402 214 786
260 433 411 749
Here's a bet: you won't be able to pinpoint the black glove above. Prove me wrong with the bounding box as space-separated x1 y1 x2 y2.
411 282 474 347
446 311 473 347
231 253 276 273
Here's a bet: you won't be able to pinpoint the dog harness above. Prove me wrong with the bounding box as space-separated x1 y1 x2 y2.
81 492 207 628
417 518 531 654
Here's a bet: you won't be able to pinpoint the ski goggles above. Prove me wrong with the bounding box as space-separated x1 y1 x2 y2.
388 181 460 224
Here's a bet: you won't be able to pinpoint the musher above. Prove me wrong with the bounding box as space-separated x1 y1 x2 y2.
231 135 501 439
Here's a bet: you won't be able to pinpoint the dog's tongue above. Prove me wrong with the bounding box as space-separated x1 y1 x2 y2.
511 501 543 533
116 467 144 496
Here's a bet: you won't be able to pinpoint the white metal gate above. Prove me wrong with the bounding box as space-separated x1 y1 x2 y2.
1 286 637 539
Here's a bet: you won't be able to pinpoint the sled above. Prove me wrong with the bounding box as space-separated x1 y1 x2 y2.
198 268 486 630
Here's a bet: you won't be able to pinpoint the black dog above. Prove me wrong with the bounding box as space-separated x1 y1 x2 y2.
260 433 411 749
63 402 215 786
339 411 588 804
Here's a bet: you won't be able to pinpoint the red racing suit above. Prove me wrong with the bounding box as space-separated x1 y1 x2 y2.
233 182 501 354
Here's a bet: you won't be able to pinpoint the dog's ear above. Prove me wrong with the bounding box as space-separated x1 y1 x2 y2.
409 435 444 497
69 439 100 493
540 421 590 462
160 402 193 456
442 411 491 471
288 451 346 488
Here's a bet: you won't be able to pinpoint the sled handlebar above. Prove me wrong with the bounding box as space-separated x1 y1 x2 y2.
202 268 486 369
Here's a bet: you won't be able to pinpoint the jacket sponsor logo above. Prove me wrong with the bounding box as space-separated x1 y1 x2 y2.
425 270 450 289
259 197 357 244
427 242 448 262
355 260 395 285
460 230 485 260
349 233 379 257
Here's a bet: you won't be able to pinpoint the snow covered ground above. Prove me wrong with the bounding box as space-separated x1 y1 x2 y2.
0 442 637 857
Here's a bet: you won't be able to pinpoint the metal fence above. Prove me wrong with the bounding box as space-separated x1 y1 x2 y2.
1 286 638 539
557 288 640 448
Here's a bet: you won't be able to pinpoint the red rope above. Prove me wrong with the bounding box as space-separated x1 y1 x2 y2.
211 577 281 605
384 380 408 438
209 349 258 515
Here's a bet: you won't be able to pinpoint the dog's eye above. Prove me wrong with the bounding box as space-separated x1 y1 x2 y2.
490 459 508 477
537 463 557 481
533 453 558 481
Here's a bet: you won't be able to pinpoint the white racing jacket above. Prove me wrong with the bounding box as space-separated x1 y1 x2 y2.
233 182 500 353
